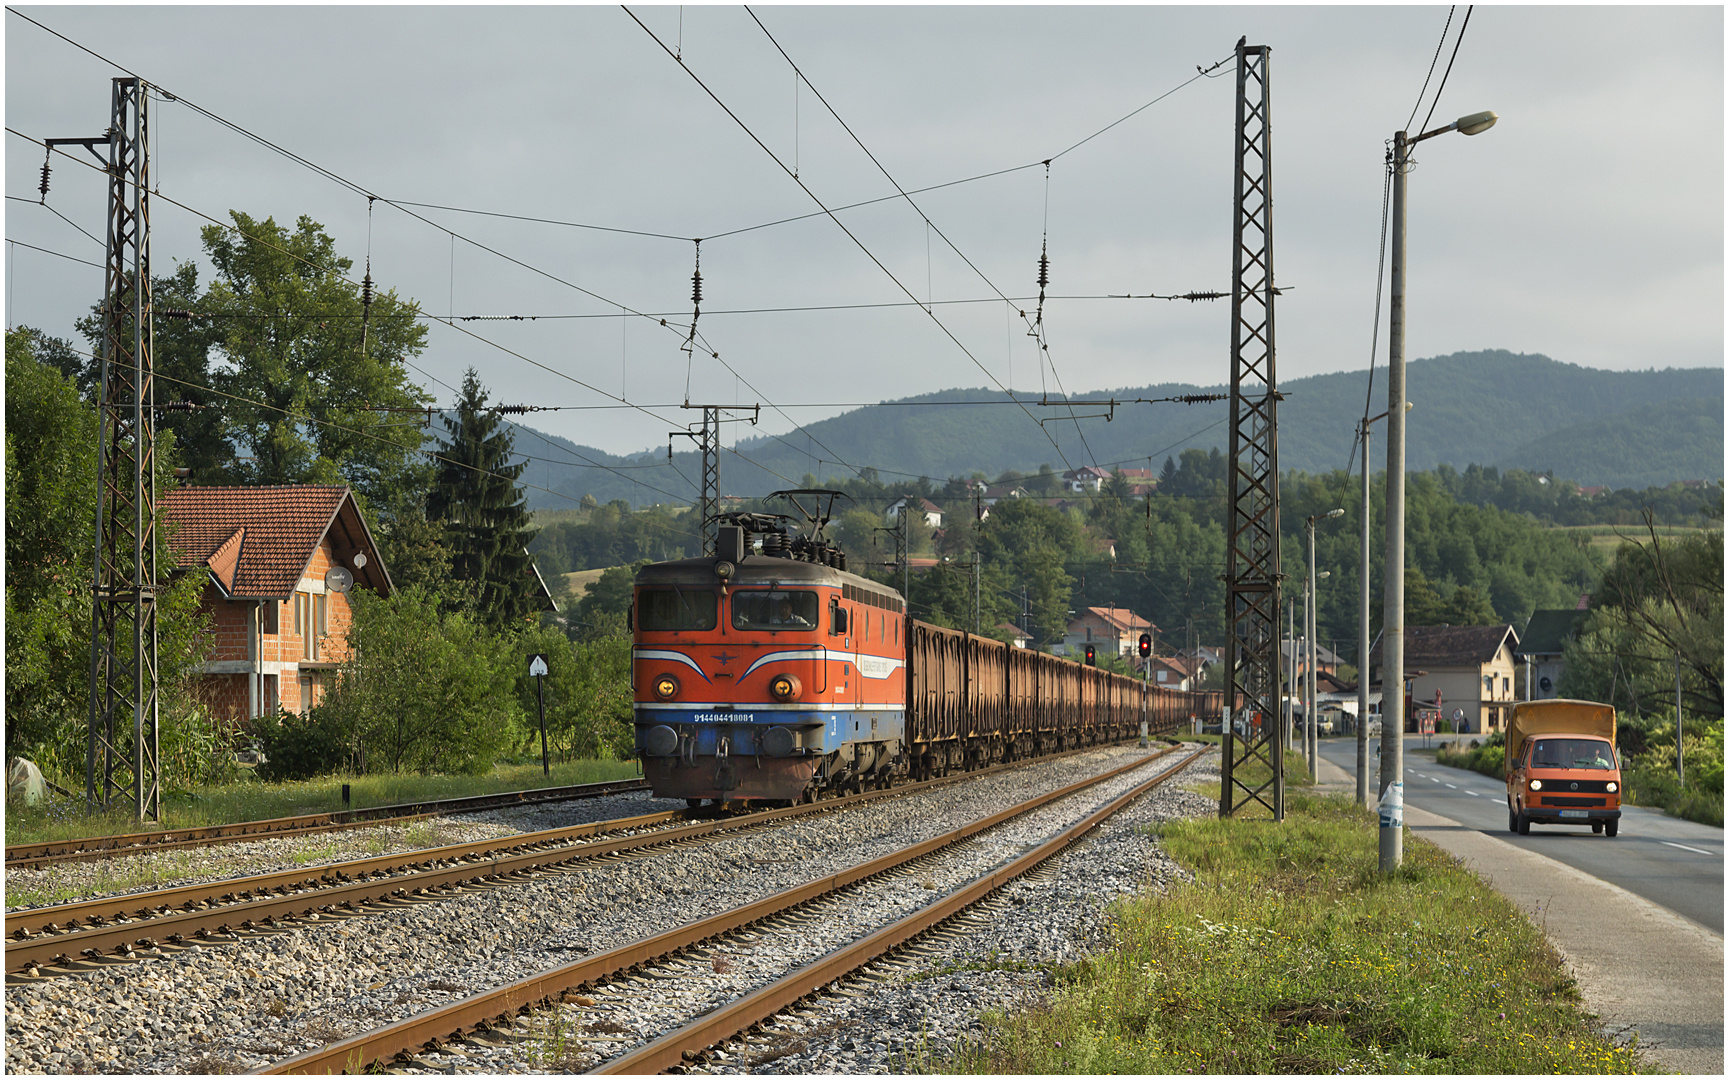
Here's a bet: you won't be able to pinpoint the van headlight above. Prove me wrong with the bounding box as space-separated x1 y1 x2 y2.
1606 781 1617 793
653 675 680 701
1528 779 1543 791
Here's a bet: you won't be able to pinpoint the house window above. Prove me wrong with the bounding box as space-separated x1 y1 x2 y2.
294 592 323 661
1502 676 1510 696
1157 670 1167 683
261 673 278 715
299 671 319 714
262 600 279 635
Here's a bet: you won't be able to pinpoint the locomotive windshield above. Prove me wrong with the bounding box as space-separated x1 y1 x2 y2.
732 589 819 631
637 587 718 631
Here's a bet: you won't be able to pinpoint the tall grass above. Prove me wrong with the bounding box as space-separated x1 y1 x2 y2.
945 794 1646 1074
3 758 641 846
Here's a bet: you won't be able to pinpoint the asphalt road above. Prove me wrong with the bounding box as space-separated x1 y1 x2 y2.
1314 735 1724 935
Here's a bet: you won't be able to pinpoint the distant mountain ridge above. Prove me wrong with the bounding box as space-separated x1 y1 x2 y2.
513 350 1723 509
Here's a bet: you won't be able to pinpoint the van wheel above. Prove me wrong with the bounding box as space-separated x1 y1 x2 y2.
1604 819 1618 838
1507 803 1519 834
1516 811 1531 836
1591 821 1603 834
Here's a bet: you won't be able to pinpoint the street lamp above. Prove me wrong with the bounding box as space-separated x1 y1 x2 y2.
1305 510 1343 782
1309 569 1332 780
1382 109 1497 873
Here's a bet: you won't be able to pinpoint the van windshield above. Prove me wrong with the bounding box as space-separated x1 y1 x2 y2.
637 587 718 631
1529 738 1616 770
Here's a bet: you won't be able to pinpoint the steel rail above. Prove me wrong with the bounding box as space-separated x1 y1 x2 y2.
256 746 1188 1075
5 777 653 869
4 806 683 943
9 737 1157 955
592 747 1207 1073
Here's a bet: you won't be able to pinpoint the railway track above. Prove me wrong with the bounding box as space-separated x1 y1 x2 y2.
4 776 654 870
5 740 1173 977
257 746 1206 1075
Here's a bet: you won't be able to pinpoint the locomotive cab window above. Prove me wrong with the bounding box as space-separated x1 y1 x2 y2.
731 590 819 631
637 587 718 631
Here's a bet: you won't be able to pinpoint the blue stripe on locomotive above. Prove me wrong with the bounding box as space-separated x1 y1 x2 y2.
633 707 906 756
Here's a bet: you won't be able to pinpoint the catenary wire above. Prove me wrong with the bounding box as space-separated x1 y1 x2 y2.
746 6 1131 472
622 4 1079 479
5 237 105 271
8 16 1220 513
9 8 1221 504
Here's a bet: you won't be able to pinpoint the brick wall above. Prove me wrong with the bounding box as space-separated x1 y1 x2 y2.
198 673 250 729
193 538 364 721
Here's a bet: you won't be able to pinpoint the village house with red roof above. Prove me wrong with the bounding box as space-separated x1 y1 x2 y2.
161 486 391 724
1057 605 1155 661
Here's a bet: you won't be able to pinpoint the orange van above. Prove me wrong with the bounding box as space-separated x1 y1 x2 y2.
1505 699 1622 838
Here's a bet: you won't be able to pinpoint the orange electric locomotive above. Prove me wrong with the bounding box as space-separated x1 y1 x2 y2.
632 493 906 806
631 490 1221 805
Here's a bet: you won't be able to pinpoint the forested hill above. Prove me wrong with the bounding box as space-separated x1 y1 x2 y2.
515 350 1722 508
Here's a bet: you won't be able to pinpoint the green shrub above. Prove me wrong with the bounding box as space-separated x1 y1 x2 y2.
318 586 524 775
253 708 354 782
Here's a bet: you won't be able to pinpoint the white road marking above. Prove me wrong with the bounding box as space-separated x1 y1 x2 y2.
1661 841 1715 857
1446 783 1458 789
1465 791 1481 797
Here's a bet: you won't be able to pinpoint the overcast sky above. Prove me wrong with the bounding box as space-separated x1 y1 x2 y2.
5 4 1722 463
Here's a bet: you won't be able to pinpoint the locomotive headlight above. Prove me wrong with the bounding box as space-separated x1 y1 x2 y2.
1606 781 1617 793
653 675 680 701
769 673 802 702
715 560 734 580
1528 779 1543 791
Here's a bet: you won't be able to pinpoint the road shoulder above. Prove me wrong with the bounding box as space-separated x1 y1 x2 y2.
1312 757 1723 1075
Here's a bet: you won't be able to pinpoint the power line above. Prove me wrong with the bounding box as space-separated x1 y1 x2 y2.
626 6 1076 478
745 6 1104 473
3 14 869 503
8 8 1229 509
1418 6 1475 137
6 15 1234 513
1405 6 1456 134
5 237 104 271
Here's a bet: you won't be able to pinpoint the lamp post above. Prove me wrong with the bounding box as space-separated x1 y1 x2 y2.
1382 109 1497 873
1285 598 1296 753
1355 403 1405 806
1306 510 1343 781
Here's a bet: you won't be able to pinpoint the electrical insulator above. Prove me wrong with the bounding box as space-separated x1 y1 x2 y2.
691 270 703 306
361 272 374 309
1037 251 1050 291
38 162 51 200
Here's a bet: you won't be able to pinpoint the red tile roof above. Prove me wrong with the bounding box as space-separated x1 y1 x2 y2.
160 485 390 598
1081 606 1154 633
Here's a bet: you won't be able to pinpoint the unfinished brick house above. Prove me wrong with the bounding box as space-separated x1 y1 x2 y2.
160 486 391 724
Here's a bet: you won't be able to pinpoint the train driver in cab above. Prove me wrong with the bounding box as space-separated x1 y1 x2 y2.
771 595 812 627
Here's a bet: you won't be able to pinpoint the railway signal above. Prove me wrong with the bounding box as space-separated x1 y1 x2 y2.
1085 644 1096 667
1138 633 1152 659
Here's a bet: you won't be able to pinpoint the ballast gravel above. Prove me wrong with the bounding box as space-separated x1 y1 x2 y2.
3 745 1219 1075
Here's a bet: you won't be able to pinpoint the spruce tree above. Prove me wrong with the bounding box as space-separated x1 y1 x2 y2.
429 369 540 627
